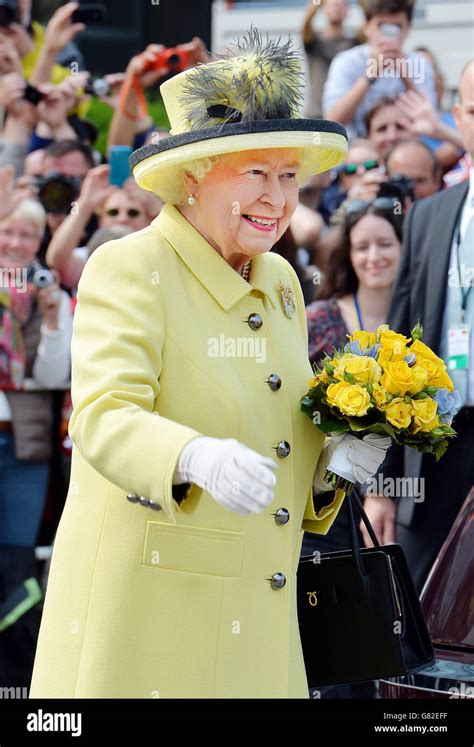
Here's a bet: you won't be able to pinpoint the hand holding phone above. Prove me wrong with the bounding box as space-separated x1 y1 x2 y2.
108 146 133 188
72 3 107 25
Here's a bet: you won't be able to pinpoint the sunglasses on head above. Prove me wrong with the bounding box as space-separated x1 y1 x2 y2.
342 159 379 175
343 197 402 216
105 207 142 218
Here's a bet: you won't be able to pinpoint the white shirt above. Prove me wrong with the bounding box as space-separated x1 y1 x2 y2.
444 169 474 406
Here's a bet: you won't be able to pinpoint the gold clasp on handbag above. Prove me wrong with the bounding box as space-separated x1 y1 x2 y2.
307 591 318 607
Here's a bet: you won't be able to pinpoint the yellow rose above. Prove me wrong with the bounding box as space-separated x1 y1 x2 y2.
411 398 440 433
413 357 448 389
326 380 350 407
348 330 377 350
437 369 455 392
407 365 429 395
384 398 412 429
308 372 329 388
410 340 444 365
378 328 411 346
372 383 387 407
377 330 411 368
333 354 382 384
380 361 416 396
337 384 372 417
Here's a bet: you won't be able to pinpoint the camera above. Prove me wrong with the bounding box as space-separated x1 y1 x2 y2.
26 265 55 289
84 78 111 98
23 83 46 106
143 47 190 75
37 173 82 215
0 0 18 28
378 174 415 204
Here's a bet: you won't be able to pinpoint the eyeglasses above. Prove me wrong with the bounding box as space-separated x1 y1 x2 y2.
104 208 142 219
341 159 379 175
342 197 402 216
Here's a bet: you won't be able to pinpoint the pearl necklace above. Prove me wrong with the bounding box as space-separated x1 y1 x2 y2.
240 260 252 282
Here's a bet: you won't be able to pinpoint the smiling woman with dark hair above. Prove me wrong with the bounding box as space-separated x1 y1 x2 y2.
307 198 403 369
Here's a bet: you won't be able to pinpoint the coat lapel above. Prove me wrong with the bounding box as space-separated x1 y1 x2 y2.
424 182 469 351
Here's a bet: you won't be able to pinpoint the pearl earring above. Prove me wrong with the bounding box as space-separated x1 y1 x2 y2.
187 195 196 206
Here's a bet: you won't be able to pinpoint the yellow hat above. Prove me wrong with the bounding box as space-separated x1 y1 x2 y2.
131 28 348 195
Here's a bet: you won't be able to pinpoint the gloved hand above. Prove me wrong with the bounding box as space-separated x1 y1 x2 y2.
327 432 391 484
173 436 278 515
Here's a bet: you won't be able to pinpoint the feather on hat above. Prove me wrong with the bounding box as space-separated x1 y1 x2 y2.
131 27 347 196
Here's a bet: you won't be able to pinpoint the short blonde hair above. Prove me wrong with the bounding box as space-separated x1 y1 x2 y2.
156 149 314 205
9 199 46 238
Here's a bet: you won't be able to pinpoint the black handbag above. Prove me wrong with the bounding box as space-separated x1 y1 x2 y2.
297 489 435 687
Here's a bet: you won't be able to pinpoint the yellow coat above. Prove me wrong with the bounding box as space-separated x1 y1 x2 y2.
30 204 345 699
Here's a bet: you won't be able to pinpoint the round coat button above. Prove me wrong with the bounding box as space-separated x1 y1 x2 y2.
267 374 282 391
247 313 263 330
275 508 290 525
270 573 287 590
126 494 140 503
139 496 150 507
276 440 291 458
149 500 162 511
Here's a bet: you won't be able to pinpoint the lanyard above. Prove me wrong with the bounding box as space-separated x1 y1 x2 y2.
353 292 364 331
454 218 472 323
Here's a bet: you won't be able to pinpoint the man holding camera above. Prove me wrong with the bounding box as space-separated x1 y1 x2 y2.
323 0 436 140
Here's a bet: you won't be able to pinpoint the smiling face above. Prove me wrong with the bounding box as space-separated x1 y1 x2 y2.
179 148 301 270
0 217 41 269
349 214 401 291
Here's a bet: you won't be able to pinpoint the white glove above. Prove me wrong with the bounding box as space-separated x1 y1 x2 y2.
173 436 277 515
327 432 391 484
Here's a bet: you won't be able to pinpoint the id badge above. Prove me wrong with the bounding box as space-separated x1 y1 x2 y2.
447 324 471 370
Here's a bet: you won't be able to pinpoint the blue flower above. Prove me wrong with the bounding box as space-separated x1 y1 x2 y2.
434 388 462 424
343 341 381 358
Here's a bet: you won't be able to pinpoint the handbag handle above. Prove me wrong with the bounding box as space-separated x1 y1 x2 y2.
350 488 380 548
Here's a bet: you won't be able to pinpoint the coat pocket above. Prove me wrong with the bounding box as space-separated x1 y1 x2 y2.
141 521 244 578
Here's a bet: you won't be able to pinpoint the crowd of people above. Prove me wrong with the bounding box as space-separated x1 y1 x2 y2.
0 0 472 696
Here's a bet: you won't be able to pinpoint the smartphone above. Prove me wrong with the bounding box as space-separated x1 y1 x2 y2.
108 146 133 187
23 83 45 106
71 4 107 25
379 23 401 40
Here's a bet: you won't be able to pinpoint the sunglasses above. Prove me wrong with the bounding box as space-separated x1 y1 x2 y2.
341 159 379 175
105 207 142 218
342 197 402 216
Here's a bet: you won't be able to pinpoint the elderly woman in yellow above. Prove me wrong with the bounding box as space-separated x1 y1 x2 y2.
30 30 389 699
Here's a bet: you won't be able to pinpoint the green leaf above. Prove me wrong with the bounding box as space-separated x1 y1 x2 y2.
344 371 356 384
434 439 449 461
411 321 423 341
323 360 335 375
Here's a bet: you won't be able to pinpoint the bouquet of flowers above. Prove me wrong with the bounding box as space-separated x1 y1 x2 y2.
301 323 460 490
